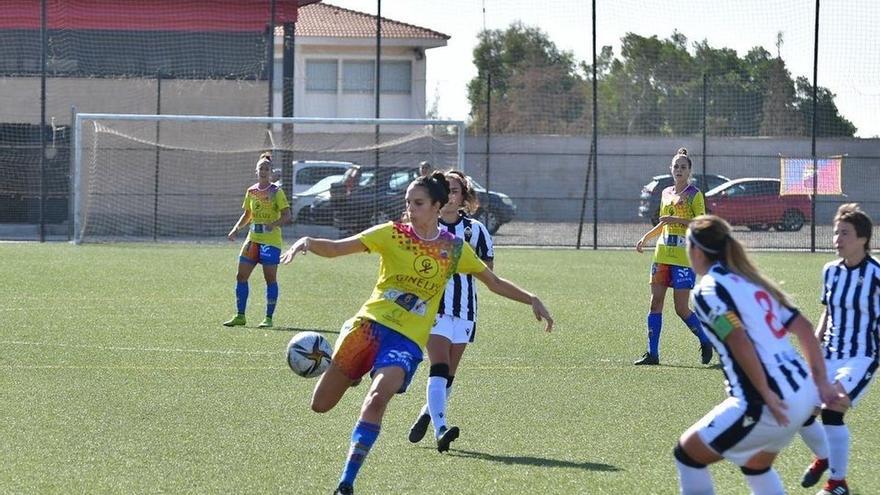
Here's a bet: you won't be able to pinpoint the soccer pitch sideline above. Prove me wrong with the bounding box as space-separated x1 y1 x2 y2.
1 243 876 494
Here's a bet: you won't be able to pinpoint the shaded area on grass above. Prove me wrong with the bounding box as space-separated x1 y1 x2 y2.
447 449 621 472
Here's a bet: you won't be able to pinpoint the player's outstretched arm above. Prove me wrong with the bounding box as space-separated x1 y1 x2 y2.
473 268 553 332
814 307 829 342
268 207 291 231
636 222 665 253
280 235 366 264
227 211 252 241
657 215 691 226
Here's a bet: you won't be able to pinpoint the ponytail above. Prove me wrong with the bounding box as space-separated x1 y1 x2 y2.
690 215 793 307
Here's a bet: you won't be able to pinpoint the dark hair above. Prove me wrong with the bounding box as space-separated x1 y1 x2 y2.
689 215 792 306
410 171 449 208
834 203 873 252
445 170 480 214
673 147 692 169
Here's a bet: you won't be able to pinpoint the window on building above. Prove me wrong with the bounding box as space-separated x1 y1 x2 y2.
380 61 411 94
305 60 338 92
341 60 412 94
342 60 374 93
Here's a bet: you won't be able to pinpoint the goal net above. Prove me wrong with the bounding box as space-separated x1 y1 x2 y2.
73 114 465 243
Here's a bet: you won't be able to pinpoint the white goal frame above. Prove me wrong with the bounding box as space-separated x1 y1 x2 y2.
72 113 466 244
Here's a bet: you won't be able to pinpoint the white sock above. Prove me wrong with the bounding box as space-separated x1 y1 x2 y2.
825 424 850 480
675 459 715 495
427 376 448 436
744 468 784 495
800 419 830 459
415 380 453 425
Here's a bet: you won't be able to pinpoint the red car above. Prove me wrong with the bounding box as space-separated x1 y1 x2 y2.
705 178 811 231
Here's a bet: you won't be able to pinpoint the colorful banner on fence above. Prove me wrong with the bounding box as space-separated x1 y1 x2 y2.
779 156 843 195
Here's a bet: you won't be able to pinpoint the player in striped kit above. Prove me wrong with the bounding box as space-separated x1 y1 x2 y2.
798 204 878 495
407 170 494 452
675 215 838 495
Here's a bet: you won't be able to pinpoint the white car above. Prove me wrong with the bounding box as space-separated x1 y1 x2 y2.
291 161 353 195
291 174 345 223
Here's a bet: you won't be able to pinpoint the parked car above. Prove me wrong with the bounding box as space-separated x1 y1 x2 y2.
310 166 517 235
704 178 811 231
639 173 730 225
291 160 353 194
468 178 517 235
290 174 344 223
310 166 421 232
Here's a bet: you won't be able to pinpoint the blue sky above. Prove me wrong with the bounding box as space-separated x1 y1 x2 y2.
328 0 879 137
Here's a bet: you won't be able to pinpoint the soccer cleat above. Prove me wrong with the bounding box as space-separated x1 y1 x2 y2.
634 352 659 366
333 482 354 495
700 343 713 365
816 480 849 495
816 479 849 495
408 413 431 443
436 425 460 453
222 314 246 327
801 457 829 488
258 316 273 328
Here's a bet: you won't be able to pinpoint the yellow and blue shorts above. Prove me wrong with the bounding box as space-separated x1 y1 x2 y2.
239 240 281 265
332 317 423 393
651 262 696 289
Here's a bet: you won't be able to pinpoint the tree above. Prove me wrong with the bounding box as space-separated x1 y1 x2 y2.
467 23 588 134
468 23 855 138
759 58 805 136
794 77 857 137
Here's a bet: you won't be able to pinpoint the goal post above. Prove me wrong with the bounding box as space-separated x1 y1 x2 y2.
72 113 466 244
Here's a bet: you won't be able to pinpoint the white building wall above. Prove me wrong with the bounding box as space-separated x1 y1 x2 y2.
289 44 427 120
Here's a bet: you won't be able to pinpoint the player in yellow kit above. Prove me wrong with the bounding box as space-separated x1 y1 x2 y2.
223 152 290 328
280 171 553 495
635 148 712 365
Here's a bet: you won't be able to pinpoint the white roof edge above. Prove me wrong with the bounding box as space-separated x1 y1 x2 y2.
295 37 447 49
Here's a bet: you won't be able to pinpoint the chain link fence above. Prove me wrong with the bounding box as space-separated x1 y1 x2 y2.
2 0 877 249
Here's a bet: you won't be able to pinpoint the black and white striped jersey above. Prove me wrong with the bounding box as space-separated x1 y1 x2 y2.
692 262 811 404
820 256 880 360
437 214 494 321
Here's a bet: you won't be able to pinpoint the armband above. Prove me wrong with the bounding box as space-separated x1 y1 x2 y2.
711 312 742 340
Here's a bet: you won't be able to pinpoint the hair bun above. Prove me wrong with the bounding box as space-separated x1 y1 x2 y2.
677 147 688 156
430 171 449 191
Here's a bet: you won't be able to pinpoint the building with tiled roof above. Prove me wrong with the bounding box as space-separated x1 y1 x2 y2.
293 3 449 41
277 2 449 120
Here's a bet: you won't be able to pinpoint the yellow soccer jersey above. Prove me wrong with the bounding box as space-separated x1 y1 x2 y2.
356 222 488 348
242 183 289 248
653 184 705 267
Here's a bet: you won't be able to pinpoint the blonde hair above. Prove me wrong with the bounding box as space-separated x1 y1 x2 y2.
689 215 793 307
255 151 272 171
673 147 692 168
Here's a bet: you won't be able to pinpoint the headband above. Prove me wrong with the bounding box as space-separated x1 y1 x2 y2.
687 231 721 255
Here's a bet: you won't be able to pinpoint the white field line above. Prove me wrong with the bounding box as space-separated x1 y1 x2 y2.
0 340 278 356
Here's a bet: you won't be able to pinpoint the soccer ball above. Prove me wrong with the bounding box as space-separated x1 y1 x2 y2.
286 331 333 378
